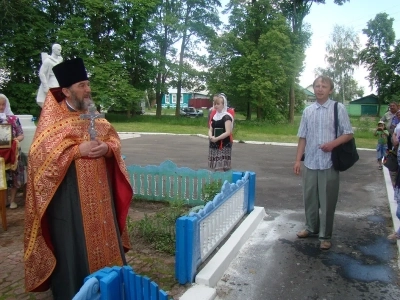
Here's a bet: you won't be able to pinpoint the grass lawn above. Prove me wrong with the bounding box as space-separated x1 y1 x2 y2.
107 112 379 149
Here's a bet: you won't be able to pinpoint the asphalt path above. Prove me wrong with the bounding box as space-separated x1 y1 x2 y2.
121 133 400 300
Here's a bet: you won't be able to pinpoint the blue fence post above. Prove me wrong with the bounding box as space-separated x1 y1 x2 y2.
175 216 198 284
232 171 242 184
142 277 151 299
135 274 143 299
99 271 120 300
186 217 197 283
247 172 256 213
122 266 134 300
175 217 188 284
150 281 158 300
159 289 169 300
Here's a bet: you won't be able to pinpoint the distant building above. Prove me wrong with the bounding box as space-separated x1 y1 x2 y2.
303 85 316 106
161 89 209 108
347 94 386 116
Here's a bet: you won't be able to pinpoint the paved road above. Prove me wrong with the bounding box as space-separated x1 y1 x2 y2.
121 133 400 300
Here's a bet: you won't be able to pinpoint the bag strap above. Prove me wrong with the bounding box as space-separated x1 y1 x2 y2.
334 101 338 138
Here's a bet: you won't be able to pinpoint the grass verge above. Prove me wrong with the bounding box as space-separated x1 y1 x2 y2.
107 113 379 149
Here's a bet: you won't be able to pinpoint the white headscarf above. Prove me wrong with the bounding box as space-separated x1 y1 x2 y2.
0 94 14 115
213 93 234 125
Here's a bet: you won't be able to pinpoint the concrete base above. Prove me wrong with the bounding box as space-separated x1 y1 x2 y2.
383 166 400 268
179 284 217 300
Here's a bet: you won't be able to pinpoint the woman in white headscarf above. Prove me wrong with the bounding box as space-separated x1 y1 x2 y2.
0 94 14 115
208 93 234 171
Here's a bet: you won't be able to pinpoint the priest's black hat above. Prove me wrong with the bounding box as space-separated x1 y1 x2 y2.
52 58 89 88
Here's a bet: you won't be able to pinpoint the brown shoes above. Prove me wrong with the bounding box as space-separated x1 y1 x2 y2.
320 240 331 250
297 230 331 250
296 229 315 238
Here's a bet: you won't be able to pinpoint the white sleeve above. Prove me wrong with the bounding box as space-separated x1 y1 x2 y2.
394 124 400 136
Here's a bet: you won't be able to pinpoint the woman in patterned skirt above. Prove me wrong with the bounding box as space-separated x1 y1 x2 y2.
208 93 234 171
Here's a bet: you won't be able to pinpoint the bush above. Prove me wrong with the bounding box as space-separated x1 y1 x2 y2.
202 180 223 203
127 201 188 255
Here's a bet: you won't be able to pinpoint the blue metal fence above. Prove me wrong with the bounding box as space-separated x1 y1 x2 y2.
175 171 256 284
73 266 170 300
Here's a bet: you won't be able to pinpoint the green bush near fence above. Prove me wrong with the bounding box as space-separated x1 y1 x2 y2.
202 180 223 203
127 200 188 255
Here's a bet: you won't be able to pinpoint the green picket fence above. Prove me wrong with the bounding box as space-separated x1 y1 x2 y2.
126 160 233 206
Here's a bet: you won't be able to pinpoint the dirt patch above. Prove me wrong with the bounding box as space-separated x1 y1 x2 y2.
126 200 191 299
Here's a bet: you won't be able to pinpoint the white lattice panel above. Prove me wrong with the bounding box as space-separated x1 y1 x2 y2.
199 186 246 261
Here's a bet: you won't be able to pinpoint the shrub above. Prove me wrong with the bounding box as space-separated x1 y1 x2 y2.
127 201 188 255
202 180 223 203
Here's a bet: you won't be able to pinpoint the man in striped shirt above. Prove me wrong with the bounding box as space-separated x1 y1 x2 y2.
293 76 354 251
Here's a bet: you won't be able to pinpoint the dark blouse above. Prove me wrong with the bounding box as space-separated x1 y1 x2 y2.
210 115 232 148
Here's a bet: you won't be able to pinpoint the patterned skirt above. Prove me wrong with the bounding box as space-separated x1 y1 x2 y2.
6 148 25 189
208 143 232 171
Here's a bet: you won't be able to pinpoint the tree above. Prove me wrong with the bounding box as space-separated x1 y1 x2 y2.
0 0 56 115
359 13 399 110
317 25 360 102
277 0 350 123
90 61 145 116
207 0 295 121
0 65 10 89
173 0 221 116
113 0 158 92
147 0 182 117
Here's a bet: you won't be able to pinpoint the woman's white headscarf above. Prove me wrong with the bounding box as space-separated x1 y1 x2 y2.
213 93 234 126
0 94 14 115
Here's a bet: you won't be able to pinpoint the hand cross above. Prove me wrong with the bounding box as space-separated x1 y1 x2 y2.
80 103 105 140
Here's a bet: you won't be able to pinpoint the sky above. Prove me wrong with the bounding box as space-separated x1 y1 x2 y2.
300 0 400 95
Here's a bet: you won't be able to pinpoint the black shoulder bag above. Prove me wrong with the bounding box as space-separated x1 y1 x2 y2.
331 102 359 171
383 150 398 172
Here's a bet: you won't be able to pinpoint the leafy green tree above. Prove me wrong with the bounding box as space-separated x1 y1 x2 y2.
0 0 56 115
111 0 158 93
90 61 145 116
148 0 181 117
277 0 350 123
49 0 153 114
387 43 400 102
315 25 360 102
173 0 221 116
207 0 294 121
359 12 399 111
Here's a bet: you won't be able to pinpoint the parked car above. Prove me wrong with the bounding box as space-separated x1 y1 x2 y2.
180 107 204 117
107 103 145 115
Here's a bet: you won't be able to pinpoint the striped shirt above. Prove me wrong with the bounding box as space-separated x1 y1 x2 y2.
298 99 353 170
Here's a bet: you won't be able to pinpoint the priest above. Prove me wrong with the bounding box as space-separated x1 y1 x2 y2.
24 58 133 299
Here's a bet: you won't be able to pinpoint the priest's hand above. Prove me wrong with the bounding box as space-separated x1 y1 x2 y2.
79 140 108 158
87 139 109 158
